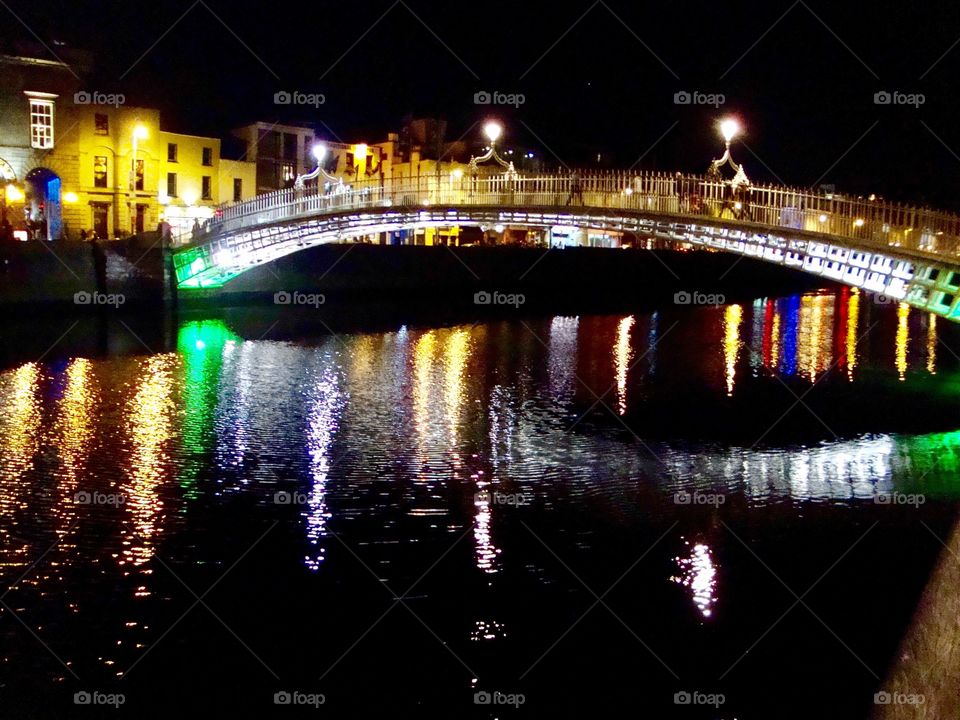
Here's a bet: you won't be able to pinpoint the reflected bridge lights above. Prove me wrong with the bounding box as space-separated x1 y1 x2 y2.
671 540 718 618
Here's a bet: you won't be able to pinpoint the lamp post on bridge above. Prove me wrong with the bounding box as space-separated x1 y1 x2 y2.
294 144 344 194
707 117 750 219
468 121 516 175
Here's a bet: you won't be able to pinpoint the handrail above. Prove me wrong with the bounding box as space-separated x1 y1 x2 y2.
172 170 960 266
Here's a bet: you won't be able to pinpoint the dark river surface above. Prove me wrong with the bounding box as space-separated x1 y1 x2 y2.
2 287 960 718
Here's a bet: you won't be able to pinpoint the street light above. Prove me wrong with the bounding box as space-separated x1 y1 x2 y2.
719 118 740 147
295 142 342 192
708 116 748 186
468 121 515 175
483 121 502 146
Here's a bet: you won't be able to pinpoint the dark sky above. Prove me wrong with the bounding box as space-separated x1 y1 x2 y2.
4 0 960 208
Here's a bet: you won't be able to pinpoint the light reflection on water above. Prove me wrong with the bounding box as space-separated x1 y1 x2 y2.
0 289 959 695
672 539 718 619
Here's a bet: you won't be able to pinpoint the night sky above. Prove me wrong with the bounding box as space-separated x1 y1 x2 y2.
4 0 960 207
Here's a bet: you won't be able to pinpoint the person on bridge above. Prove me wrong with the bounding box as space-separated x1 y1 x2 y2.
567 172 583 206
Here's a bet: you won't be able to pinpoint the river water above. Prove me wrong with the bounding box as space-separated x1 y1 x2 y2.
1 287 959 718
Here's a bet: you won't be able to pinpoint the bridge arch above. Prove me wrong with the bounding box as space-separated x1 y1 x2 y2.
171 172 960 322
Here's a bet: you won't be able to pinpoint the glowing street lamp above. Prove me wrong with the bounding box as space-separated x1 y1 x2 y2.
719 118 740 148
469 121 515 175
295 142 342 192
483 120 502 146
708 116 749 187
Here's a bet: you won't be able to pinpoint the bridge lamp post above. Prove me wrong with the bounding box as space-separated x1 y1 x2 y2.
708 116 749 191
294 144 342 195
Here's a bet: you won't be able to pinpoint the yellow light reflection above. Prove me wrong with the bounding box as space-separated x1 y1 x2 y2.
896 303 910 381
412 331 438 464
53 359 97 538
614 316 635 415
927 314 937 375
723 304 742 396
846 289 860 381
797 294 833 381
0 363 43 486
443 328 470 449
671 540 718 618
121 355 176 570
770 307 782 369
0 363 42 564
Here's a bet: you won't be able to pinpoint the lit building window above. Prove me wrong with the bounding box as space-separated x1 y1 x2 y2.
201 175 211 200
167 172 177 197
281 162 295 182
94 156 107 188
94 113 109 136
202 147 212 166
29 99 54 149
233 178 242 202
168 143 178 162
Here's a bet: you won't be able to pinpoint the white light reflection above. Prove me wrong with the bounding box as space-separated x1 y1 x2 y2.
473 481 501 575
614 315 635 415
547 316 579 401
671 539 718 618
303 362 343 571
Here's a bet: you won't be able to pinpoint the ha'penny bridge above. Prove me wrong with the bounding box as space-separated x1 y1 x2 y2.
170 124 960 322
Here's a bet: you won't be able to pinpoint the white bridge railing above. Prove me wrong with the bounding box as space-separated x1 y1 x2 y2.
176 171 960 262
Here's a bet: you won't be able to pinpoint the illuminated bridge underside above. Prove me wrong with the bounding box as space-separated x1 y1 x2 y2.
174 205 960 321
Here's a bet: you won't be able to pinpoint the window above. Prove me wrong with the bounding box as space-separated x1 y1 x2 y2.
94 113 109 135
233 178 242 202
281 162 295 183
133 159 144 191
167 143 178 162
93 156 107 188
29 99 54 149
201 175 212 200
201 147 212 166
166 172 177 197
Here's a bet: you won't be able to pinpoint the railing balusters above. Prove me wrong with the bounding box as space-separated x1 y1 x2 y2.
177 169 960 261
